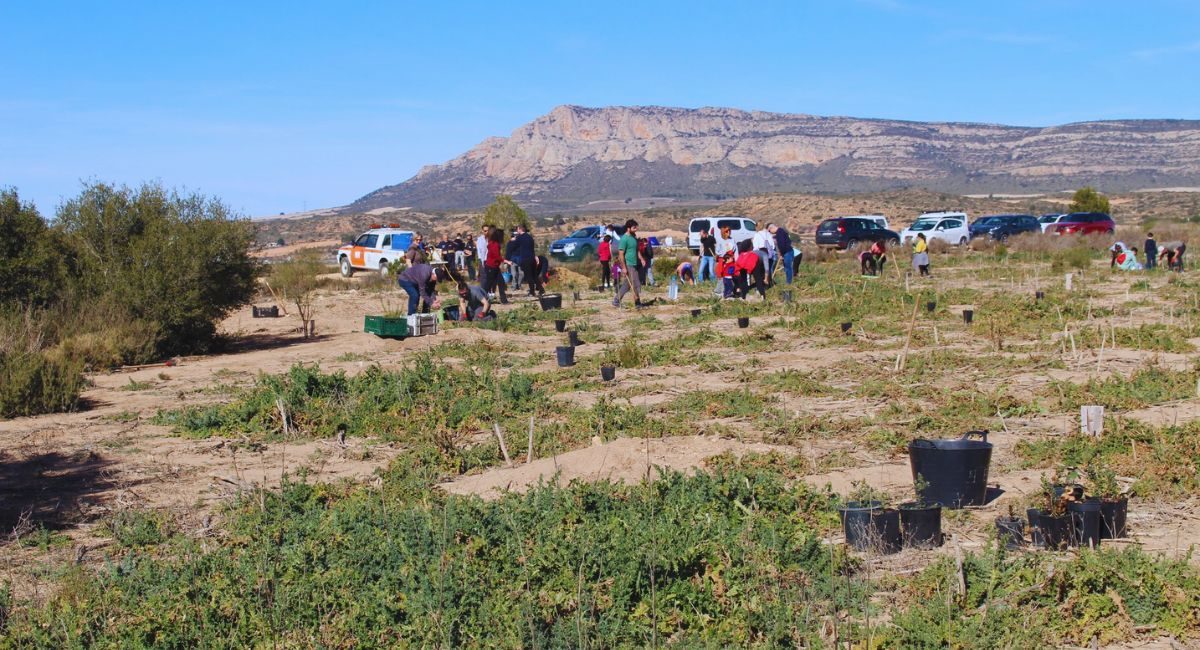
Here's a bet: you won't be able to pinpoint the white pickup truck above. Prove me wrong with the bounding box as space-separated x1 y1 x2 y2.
336 227 415 277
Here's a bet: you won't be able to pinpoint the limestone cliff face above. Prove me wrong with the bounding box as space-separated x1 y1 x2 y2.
352 105 1200 212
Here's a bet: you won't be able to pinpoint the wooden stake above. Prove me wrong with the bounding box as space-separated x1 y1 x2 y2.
526 415 535 464
493 422 513 467
896 299 921 372
262 279 290 316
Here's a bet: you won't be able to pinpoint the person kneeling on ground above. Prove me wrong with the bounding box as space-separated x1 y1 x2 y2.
456 283 496 321
1115 246 1143 271
676 260 695 285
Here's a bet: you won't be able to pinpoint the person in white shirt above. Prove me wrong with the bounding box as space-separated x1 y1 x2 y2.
476 226 491 293
714 224 735 257
752 226 774 286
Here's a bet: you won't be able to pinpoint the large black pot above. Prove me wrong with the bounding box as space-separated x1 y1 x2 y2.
899 502 942 549
839 501 902 554
908 431 993 508
539 294 563 311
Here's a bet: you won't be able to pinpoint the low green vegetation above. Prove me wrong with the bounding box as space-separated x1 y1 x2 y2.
1016 418 1200 498
2 464 858 648
1048 364 1199 411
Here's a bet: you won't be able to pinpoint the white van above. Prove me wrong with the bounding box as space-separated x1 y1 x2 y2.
688 216 757 254
337 227 416 277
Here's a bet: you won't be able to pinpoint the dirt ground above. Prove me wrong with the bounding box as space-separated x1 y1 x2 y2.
4 253 1200 621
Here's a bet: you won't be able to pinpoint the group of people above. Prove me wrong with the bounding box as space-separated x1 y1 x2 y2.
394 220 1190 319
1110 233 1187 272
394 222 557 320
681 222 798 301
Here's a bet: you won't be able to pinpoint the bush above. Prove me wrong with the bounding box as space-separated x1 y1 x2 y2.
54 181 261 361
0 310 84 418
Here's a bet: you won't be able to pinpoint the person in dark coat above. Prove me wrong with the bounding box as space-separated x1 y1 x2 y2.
511 225 542 296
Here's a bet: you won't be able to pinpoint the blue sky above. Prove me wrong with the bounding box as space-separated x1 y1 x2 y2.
2 1 1199 217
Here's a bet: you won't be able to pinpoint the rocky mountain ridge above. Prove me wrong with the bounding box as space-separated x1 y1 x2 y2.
351 105 1200 212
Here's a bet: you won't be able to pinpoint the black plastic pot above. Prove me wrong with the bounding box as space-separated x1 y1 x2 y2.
555 345 576 367
840 321 853 333
252 305 280 318
600 365 616 382
995 516 1025 549
573 291 581 301
840 501 902 554
963 309 974 324
539 294 563 311
1069 498 1103 549
1099 497 1128 539
554 319 567 332
1038 511 1072 550
1027 508 1045 548
443 306 461 322
567 330 582 347
781 290 793 303
690 309 702 318
737 317 750 328
899 502 942 549
908 431 993 508
1035 290 1045 301
926 301 936 313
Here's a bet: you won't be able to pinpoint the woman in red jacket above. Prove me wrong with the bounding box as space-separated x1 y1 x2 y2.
483 228 509 304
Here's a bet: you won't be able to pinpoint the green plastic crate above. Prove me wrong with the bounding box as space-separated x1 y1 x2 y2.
364 315 408 339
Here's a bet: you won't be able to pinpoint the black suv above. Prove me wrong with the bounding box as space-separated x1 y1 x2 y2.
969 214 1042 240
814 217 900 250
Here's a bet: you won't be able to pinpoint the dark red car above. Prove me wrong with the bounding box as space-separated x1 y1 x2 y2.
1052 212 1115 235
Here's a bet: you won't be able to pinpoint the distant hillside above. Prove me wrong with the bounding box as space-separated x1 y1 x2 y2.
348 105 1200 213
259 188 1200 248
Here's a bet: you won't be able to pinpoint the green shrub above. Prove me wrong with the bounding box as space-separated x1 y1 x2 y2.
54 181 261 361
0 309 84 418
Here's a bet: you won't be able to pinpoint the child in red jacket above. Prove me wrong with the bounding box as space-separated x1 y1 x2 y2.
734 239 765 299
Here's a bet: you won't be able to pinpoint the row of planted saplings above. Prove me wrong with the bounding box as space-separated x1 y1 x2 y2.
839 430 994 553
995 467 1129 550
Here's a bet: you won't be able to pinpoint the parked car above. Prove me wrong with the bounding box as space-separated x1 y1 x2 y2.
1052 212 1115 236
814 217 900 250
337 227 414 277
549 225 605 261
1038 213 1066 233
969 214 1042 240
899 212 970 246
688 216 757 254
840 214 890 230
